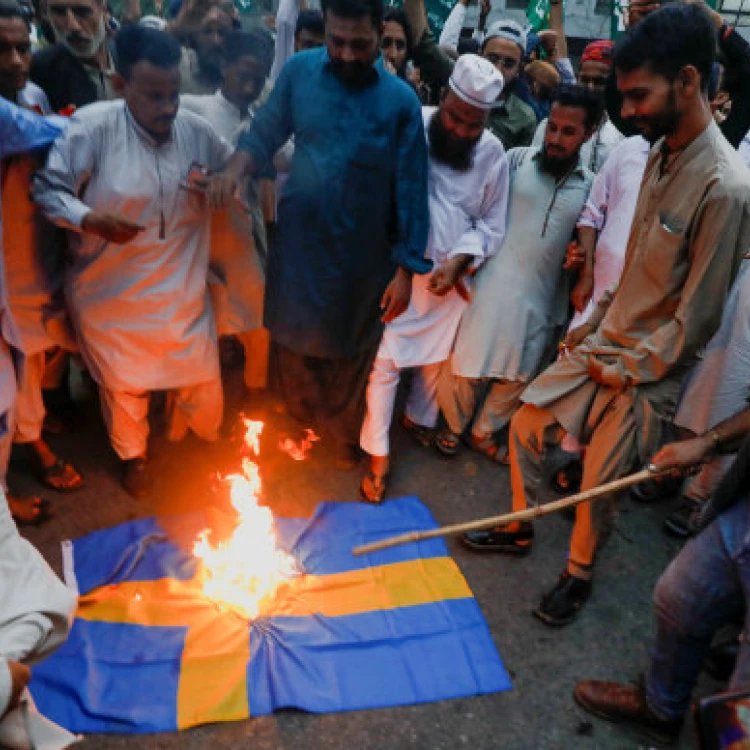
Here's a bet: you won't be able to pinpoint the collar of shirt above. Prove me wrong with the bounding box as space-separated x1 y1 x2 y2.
124 102 172 149
215 88 250 121
656 119 716 178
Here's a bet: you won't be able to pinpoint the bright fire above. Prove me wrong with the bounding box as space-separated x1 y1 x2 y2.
278 428 320 461
192 417 298 619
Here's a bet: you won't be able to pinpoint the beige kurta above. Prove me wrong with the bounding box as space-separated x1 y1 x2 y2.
521 121 750 460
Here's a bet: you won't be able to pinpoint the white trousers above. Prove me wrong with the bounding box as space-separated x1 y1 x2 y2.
360 358 442 458
14 352 46 445
99 379 223 460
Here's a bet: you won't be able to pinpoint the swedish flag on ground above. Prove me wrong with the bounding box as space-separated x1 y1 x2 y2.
30 496 512 734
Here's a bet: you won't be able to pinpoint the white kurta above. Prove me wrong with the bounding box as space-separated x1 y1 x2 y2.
377 107 509 370
18 82 51 116
569 135 650 329
180 91 265 335
532 117 624 174
0 492 77 748
33 101 233 392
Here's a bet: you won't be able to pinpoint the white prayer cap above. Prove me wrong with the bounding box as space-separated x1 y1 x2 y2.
139 15 167 29
448 54 504 110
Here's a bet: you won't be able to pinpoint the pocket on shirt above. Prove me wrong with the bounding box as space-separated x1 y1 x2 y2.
643 223 686 287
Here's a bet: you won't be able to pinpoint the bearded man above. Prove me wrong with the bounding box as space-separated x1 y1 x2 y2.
435 85 598 465
30 0 116 111
358 54 509 502
469 4 750 629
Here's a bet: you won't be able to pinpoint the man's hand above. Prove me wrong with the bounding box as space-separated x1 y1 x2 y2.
4 661 31 716
381 267 413 323
570 273 594 313
207 173 240 210
587 355 626 389
561 322 594 352
384 59 398 75
428 256 466 297
538 30 559 61
650 435 715 476
81 212 144 244
562 240 586 271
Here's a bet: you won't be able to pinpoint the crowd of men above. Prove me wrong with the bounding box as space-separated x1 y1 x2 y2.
3 0 750 744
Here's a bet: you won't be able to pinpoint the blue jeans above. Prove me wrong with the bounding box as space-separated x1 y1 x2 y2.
646 498 750 720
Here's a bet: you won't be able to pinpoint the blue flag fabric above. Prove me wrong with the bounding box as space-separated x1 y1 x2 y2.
31 496 511 734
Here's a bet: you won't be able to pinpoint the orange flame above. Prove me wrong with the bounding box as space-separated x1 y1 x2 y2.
278 428 320 461
192 419 298 619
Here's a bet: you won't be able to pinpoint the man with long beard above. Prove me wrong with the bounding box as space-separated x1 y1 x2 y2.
29 0 115 111
435 85 598 465
467 4 750 629
358 54 509 503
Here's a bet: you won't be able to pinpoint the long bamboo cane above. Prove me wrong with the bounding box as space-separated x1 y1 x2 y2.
352 467 661 556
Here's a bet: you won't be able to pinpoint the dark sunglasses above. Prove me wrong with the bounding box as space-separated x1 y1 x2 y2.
484 53 519 70
49 4 94 18
381 36 406 51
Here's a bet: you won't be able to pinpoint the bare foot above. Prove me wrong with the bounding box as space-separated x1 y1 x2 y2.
28 440 83 491
7 494 52 526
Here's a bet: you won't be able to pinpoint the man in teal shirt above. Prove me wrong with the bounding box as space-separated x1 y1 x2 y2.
209 0 430 466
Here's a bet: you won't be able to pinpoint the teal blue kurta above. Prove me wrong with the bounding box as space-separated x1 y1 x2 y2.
238 48 431 359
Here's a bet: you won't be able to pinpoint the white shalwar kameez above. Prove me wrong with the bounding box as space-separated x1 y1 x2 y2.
0 491 77 749
360 107 509 457
0 99 63 489
33 101 233 459
180 90 268 388
570 135 650 328
560 136 649 454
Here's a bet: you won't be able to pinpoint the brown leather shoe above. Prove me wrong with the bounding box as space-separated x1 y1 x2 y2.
573 680 682 746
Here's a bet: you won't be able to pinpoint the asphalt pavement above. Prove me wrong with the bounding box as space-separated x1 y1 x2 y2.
17 372 720 750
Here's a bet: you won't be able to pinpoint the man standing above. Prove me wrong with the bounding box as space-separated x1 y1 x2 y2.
177 1 234 95
34 25 232 496
0 0 83 501
181 28 273 390
359 54 509 502
532 41 623 173
0 97 62 526
30 0 116 111
464 5 750 627
208 0 430 467
436 86 597 463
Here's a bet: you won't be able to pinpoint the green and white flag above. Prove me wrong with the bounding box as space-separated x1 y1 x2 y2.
526 0 550 31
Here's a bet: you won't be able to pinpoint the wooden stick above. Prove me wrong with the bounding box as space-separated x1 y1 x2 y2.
352 467 658 556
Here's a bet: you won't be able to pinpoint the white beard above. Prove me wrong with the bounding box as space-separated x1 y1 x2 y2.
54 15 106 59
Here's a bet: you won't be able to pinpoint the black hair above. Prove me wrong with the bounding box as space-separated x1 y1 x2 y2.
549 84 604 130
224 28 274 71
115 23 182 80
457 36 480 56
613 3 716 93
0 0 26 23
320 0 383 31
295 8 324 39
383 7 412 59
